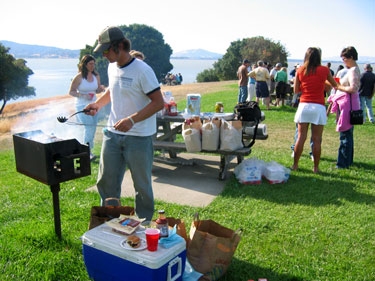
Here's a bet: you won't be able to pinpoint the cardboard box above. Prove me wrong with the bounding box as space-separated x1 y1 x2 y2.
81 223 186 281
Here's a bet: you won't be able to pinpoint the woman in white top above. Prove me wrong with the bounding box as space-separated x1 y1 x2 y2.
69 55 104 160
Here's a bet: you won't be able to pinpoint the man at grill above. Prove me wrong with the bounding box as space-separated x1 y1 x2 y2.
84 26 164 221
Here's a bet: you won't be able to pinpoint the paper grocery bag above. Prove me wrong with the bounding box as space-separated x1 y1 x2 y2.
88 198 134 230
187 214 241 281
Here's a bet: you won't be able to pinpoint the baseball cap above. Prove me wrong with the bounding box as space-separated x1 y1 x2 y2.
94 26 125 53
243 59 250 64
276 63 282 67
364 63 372 70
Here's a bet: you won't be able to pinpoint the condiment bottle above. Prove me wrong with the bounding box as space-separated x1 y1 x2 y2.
155 210 169 238
215 102 224 113
168 97 178 116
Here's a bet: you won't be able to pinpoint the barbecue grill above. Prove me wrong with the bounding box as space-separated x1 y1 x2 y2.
13 130 91 239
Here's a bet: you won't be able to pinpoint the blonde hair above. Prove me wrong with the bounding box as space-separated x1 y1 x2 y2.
129 50 145 60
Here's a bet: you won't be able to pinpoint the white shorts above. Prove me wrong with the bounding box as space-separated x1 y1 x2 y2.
294 102 327 125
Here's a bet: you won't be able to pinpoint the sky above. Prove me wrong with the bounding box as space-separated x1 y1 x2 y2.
1 0 374 60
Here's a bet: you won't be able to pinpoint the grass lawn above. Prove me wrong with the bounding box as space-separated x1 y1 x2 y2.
1 83 374 281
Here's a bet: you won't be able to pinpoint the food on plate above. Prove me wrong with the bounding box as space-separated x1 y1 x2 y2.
126 235 141 248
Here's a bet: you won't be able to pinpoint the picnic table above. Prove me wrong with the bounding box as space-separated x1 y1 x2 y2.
153 113 267 180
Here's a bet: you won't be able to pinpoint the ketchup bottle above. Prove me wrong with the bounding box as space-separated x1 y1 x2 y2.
155 210 169 238
168 97 178 116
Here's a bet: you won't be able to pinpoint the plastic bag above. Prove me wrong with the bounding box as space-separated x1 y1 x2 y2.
263 161 290 184
219 120 243 151
202 119 220 151
234 157 265 184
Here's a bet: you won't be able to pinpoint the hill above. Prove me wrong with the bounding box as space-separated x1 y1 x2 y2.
0 40 79 58
171 49 222 60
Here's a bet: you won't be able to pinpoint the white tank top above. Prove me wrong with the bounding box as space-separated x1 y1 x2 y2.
76 75 98 107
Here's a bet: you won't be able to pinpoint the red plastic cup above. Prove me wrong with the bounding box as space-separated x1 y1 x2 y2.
145 228 160 251
334 77 340 84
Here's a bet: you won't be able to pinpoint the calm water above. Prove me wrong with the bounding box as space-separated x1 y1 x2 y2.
11 58 217 103
12 58 350 104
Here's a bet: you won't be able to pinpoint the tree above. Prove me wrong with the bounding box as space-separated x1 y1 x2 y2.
0 43 35 114
83 24 173 86
199 36 289 81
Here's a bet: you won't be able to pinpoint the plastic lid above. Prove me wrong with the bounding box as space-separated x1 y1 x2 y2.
158 210 165 214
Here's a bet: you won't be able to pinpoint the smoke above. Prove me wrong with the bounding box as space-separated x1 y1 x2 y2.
11 99 86 142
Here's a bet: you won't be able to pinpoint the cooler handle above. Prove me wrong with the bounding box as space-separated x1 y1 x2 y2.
167 256 182 281
81 236 94 247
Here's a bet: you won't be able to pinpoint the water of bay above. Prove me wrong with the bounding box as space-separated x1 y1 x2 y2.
12 58 346 104
12 58 217 103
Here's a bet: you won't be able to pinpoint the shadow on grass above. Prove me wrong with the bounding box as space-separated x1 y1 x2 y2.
222 171 375 206
221 257 304 281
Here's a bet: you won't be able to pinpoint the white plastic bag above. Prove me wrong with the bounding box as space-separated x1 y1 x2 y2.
263 161 290 184
234 157 265 184
219 120 243 151
182 128 201 152
201 121 220 151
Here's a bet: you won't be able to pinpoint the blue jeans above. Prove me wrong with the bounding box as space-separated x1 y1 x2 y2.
76 104 98 149
337 127 354 168
360 96 374 123
238 85 248 103
97 129 154 220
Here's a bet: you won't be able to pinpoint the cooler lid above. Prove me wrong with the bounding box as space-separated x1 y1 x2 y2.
81 223 186 269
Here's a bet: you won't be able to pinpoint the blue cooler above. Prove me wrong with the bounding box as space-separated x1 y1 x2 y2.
81 223 186 281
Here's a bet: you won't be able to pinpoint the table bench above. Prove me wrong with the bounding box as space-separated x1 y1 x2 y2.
153 140 252 180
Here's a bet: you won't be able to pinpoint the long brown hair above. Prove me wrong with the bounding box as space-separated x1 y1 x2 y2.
78 55 98 80
302 47 322 76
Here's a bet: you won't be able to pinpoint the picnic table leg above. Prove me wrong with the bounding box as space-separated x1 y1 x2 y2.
219 155 236 181
158 121 177 158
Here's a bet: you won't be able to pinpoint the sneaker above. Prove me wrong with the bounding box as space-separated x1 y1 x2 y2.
90 153 97 161
291 151 294 158
309 152 314 162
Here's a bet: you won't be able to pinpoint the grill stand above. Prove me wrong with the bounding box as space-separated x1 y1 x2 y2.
50 184 62 239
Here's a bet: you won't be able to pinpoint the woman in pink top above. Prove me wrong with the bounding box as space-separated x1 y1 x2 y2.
327 46 361 169
292 47 337 173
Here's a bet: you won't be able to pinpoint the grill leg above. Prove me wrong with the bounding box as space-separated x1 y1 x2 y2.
50 184 61 239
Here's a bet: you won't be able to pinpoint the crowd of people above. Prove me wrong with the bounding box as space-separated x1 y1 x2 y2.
164 72 183 85
237 46 374 173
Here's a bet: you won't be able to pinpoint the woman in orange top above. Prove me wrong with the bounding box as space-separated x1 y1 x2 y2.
292 47 337 173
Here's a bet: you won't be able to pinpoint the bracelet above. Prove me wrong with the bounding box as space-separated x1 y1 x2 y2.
128 116 135 125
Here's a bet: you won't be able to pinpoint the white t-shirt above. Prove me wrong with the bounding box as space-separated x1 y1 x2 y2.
107 58 160 137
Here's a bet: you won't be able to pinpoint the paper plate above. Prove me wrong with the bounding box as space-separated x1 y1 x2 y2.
120 238 147 251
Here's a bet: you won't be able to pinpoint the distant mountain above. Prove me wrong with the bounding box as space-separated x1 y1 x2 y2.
0 40 79 58
171 49 222 60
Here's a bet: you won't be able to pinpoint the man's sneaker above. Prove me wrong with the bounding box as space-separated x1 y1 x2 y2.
90 153 97 161
310 152 314 162
291 151 294 158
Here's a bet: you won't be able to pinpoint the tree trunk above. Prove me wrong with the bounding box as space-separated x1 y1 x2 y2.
0 99 6 115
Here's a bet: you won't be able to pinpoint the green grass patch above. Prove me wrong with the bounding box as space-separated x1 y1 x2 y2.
1 83 375 280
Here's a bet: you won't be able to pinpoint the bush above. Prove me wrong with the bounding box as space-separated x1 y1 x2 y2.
196 68 220 82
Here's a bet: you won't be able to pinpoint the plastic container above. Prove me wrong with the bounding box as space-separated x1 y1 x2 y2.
81 223 186 281
186 94 201 116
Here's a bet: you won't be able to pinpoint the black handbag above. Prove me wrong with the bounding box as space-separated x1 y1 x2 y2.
349 94 363 125
234 101 262 148
234 101 262 122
